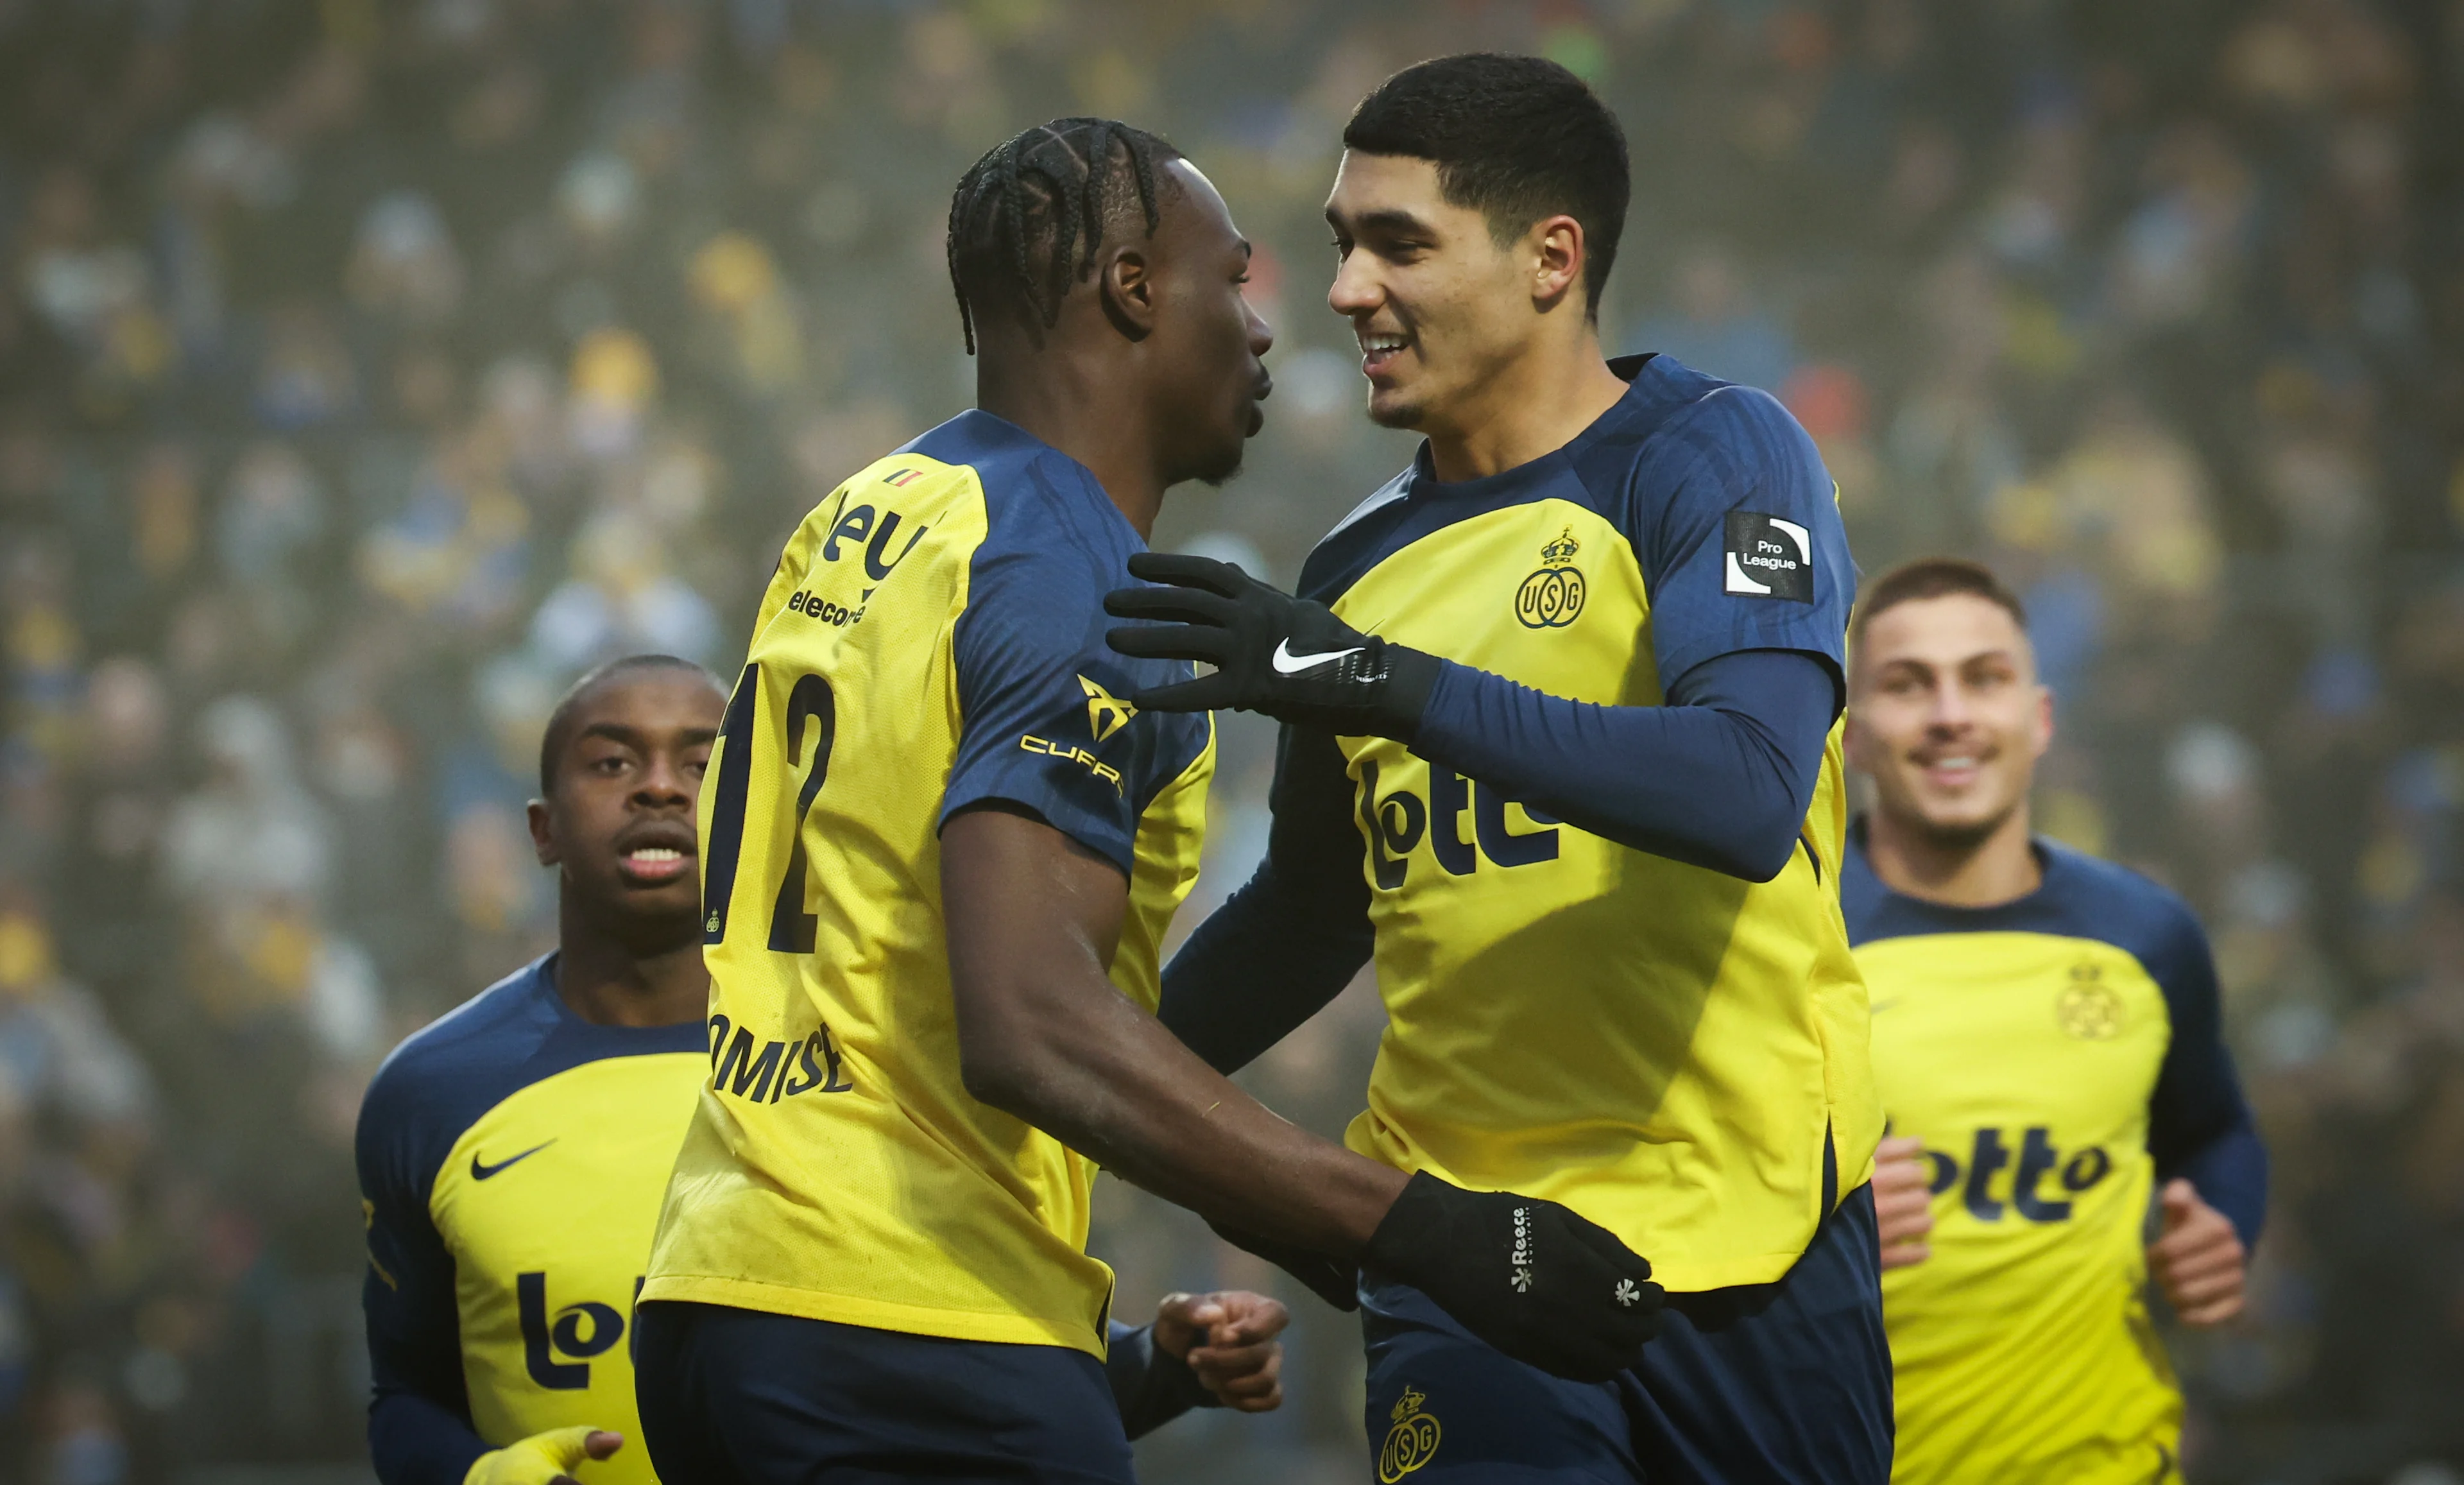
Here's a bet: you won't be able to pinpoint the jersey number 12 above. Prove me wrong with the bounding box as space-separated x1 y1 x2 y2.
703 662 835 952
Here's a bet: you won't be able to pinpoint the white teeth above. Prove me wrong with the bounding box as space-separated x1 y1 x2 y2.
629 847 683 861
1362 334 1407 352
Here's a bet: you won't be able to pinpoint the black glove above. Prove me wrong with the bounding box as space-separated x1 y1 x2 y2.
1206 1219 1360 1313
1364 1172 1663 1383
1104 552 1442 739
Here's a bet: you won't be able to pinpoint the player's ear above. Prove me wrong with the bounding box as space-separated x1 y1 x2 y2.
526 798 559 866
2030 682 2055 758
1529 214 1584 310
1099 246 1156 342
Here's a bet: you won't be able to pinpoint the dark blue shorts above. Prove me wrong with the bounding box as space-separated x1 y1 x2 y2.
633 1300 1136 1485
1361 1186 1892 1485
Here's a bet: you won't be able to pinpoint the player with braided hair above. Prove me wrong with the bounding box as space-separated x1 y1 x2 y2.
943 117 1176 354
632 115 1661 1485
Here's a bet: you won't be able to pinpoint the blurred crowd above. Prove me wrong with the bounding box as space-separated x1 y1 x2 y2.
0 1 2459 1481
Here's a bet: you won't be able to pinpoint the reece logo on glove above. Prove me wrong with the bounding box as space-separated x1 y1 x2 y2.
1510 1205 1534 1292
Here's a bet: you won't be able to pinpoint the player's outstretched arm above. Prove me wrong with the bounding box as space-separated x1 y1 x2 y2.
1107 556 1835 882
1158 725 1373 1075
943 803 1664 1382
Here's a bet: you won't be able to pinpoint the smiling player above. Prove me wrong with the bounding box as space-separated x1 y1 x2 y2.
356 656 1293 1485
1842 558 2266 1484
1113 54 1887 1485
631 117 1657 1485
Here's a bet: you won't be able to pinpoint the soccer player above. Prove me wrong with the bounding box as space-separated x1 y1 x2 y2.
632 118 1659 1485
1109 56 1889 1485
357 657 1294 1485
1840 558 2266 1484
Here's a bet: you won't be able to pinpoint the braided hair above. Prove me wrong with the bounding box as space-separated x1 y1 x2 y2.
946 117 1180 354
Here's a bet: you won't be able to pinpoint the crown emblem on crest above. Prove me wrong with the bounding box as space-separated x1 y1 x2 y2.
1539 528 1580 567
1391 1386 1426 1424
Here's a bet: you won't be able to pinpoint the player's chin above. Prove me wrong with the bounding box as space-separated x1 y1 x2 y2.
1364 385 1423 430
1191 436 1250 489
610 860 702 912
1906 796 2014 849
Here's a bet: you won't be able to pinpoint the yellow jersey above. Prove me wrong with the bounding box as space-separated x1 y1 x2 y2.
357 956 705 1485
1846 824 2264 1485
1297 354 1879 1292
642 410 1214 1357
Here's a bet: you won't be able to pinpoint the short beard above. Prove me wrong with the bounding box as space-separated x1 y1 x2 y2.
1367 395 1423 431
1194 449 1247 490
594 894 705 959
1901 796 2021 857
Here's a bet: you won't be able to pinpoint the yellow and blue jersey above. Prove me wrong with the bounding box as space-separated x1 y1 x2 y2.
357 956 705 1485
1170 354 1881 1294
1844 823 2266 1485
642 410 1214 1359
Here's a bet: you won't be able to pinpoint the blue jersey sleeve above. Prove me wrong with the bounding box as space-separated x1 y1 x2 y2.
1618 384 1852 701
943 530 1188 877
1102 1319 1215 1439
1159 725 1373 1072
1411 647 1834 882
2140 903 2268 1251
357 1069 491 1485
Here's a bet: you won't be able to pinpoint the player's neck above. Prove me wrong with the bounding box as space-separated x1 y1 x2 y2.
1865 802 2043 909
1423 329 1629 483
553 903 708 1028
977 361 1166 539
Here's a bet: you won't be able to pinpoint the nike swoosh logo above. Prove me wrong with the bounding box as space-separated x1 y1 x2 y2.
1869 1000 1901 1015
470 1140 555 1181
1271 639 1364 676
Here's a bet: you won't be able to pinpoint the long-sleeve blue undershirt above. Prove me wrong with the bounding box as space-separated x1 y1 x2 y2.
1159 646 1838 1075
2165 1122 2268 1252
2136 900 2270 1249
1413 647 1837 882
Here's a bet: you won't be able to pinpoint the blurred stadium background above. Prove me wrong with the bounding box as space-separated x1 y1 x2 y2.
1 0 2460 1481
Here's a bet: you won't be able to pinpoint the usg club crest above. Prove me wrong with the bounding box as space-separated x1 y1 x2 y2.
2055 962 2123 1041
1515 528 1587 629
1379 1386 1442 1482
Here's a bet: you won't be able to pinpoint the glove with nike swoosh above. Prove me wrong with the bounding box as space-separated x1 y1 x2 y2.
1104 553 1442 737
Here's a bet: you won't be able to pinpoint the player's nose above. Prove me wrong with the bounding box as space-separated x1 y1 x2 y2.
1328 255 1381 318
634 754 696 804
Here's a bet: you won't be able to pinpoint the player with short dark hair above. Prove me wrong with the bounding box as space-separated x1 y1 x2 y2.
1110 53 1890 1484
1842 557 2265 1484
631 117 1659 1485
357 657 1296 1485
